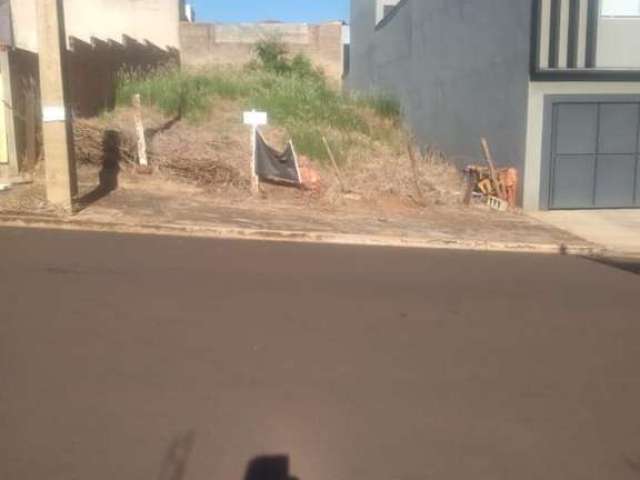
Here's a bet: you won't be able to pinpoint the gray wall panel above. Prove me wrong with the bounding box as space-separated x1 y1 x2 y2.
348 0 531 171
598 103 639 154
595 154 637 206
555 103 597 154
552 155 597 208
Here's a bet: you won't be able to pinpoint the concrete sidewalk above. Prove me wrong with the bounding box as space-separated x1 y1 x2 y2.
529 210 640 257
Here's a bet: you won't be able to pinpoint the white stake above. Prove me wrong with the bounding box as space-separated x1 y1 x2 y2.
251 125 259 195
243 110 268 196
133 94 148 167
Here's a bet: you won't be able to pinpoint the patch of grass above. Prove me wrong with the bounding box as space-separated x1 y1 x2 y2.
114 49 403 161
355 91 402 123
116 67 250 121
289 125 328 162
249 73 368 135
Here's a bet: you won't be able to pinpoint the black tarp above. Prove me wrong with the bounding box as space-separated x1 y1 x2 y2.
254 130 301 184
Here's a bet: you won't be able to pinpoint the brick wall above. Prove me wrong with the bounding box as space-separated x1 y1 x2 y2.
67 36 178 117
180 22 345 80
7 39 177 170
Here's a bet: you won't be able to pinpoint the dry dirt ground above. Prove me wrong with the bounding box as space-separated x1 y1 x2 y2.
0 107 592 251
0 163 591 252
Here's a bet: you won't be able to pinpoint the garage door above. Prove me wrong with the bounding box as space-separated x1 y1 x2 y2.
549 102 640 209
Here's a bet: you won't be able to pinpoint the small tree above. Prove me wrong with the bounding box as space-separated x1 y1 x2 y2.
253 37 291 74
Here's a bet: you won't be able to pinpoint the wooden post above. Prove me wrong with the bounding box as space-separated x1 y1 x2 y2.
407 141 425 204
481 137 505 200
24 78 38 170
251 126 259 195
132 94 148 167
37 0 78 210
322 136 347 193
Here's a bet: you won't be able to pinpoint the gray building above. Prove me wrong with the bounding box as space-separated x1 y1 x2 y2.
348 0 640 210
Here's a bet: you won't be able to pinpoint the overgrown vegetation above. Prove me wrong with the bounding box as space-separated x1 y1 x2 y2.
116 39 402 162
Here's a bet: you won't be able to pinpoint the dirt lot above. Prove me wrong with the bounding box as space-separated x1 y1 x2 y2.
0 160 591 253
0 106 594 252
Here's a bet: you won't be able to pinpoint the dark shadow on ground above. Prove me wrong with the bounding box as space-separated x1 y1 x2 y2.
146 112 182 144
585 256 640 276
76 129 121 210
244 455 299 480
157 430 196 480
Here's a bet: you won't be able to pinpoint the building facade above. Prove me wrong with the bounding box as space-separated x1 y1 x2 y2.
11 0 181 53
348 0 640 210
0 0 182 175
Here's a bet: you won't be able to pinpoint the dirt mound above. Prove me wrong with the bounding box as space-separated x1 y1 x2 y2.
73 103 464 211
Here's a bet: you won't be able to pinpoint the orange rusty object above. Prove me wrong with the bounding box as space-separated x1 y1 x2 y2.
498 168 518 208
465 165 519 208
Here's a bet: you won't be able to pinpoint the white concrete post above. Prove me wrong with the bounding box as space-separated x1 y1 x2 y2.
36 0 78 210
243 110 267 196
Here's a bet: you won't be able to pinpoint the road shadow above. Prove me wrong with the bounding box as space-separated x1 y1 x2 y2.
157 430 196 480
585 256 640 276
244 455 299 480
76 129 121 209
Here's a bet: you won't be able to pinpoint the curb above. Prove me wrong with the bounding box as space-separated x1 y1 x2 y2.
0 212 606 257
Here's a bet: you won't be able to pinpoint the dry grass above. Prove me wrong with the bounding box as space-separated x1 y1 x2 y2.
73 96 464 213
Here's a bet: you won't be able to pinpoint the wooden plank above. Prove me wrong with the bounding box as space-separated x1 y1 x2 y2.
480 138 506 200
322 136 347 193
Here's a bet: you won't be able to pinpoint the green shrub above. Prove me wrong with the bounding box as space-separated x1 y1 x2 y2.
253 37 291 74
289 54 324 80
252 39 324 81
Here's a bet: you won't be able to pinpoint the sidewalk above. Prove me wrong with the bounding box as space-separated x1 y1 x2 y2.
529 210 640 257
0 170 600 255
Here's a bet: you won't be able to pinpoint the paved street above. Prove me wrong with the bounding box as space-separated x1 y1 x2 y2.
1 227 640 480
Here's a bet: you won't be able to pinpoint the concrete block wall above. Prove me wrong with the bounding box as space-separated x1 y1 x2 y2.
4 0 180 171
67 36 178 117
11 0 181 53
180 22 345 80
5 39 177 170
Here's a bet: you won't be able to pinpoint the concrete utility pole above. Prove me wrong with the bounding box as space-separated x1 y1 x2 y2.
36 0 77 210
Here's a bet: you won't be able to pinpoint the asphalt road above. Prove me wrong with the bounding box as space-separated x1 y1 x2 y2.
1 227 640 480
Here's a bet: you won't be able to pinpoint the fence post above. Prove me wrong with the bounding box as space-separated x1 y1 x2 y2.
132 94 148 167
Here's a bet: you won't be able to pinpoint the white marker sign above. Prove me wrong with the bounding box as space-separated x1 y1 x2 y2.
42 105 66 123
243 110 268 127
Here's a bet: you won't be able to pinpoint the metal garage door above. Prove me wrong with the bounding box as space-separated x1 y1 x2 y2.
549 102 640 209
